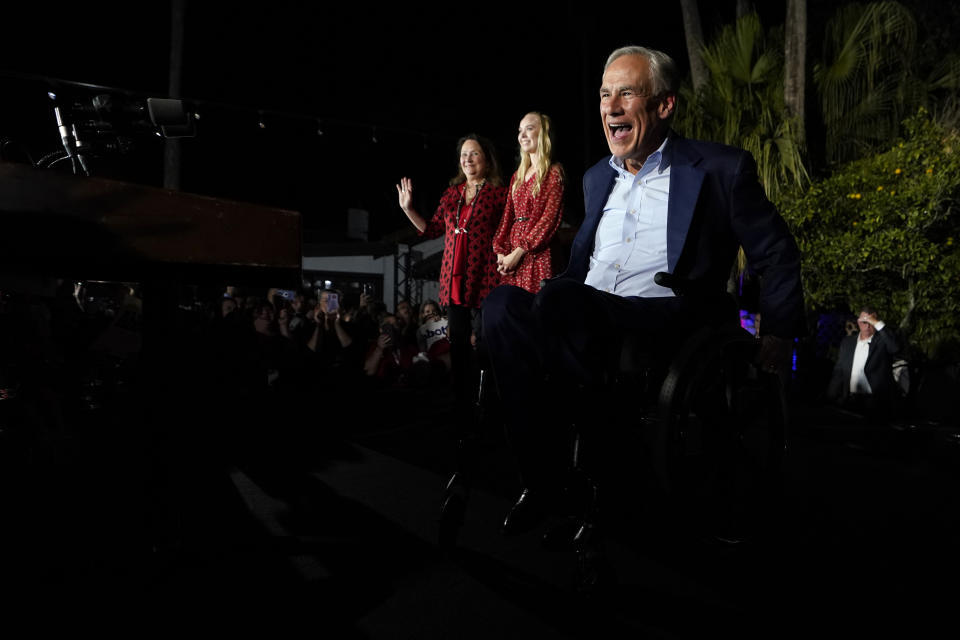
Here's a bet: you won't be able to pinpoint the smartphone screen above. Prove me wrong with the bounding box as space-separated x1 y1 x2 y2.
326 292 339 312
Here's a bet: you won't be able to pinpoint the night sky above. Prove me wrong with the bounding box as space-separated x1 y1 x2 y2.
2 1 950 243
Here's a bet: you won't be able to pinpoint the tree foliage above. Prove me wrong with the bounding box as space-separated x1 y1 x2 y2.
815 1 960 166
815 1 918 165
673 4 960 356
779 111 960 357
673 12 809 202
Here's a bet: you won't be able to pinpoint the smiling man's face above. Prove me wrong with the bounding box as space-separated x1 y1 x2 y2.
599 54 675 174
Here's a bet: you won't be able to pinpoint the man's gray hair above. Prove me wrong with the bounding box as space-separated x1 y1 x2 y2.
604 46 679 96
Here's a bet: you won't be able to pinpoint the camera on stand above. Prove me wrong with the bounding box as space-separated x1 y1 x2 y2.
39 88 196 176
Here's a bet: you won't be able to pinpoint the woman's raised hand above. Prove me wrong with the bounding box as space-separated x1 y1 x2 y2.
396 177 414 212
396 177 427 232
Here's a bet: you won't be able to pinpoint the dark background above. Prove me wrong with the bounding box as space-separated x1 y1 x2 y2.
0 1 785 241
1 1 956 242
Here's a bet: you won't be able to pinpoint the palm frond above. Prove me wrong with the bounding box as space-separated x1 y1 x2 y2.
816 1 918 163
676 12 807 199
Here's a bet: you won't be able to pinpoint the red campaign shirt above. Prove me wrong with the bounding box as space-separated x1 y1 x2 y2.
493 164 565 294
421 182 507 308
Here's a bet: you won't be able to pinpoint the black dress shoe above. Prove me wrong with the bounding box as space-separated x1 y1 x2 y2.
501 488 547 535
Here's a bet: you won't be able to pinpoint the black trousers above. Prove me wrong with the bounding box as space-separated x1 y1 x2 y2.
482 278 718 489
446 304 481 419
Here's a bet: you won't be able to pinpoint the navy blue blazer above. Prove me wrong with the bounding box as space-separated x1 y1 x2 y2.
560 133 805 338
827 327 901 402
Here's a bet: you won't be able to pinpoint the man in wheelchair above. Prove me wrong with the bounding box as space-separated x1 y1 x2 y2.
482 46 806 545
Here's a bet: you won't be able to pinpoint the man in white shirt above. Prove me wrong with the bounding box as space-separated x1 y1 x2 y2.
482 45 804 535
827 306 902 413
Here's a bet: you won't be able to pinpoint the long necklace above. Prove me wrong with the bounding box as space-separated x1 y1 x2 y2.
454 180 485 235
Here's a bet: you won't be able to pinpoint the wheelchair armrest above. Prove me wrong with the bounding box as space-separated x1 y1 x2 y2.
653 272 739 324
653 271 685 292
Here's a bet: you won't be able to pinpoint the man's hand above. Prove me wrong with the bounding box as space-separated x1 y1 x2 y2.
858 311 878 326
755 334 793 374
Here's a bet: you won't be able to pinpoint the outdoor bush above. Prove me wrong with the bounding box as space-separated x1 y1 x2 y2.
779 109 960 358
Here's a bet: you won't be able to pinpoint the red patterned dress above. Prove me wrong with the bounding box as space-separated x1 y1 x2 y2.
492 164 564 293
421 182 507 308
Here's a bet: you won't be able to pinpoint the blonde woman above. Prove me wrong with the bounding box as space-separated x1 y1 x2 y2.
493 112 564 293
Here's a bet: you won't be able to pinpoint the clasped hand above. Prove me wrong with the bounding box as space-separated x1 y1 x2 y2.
497 247 526 274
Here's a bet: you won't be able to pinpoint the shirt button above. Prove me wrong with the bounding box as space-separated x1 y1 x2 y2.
615 264 620 269
630 209 636 214
626 237 632 243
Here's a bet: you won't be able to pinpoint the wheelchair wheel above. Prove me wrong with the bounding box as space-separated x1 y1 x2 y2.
654 325 787 538
438 472 468 549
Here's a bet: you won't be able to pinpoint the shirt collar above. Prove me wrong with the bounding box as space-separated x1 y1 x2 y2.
608 136 671 179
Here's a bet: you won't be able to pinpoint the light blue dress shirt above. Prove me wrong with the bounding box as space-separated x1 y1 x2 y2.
584 138 675 298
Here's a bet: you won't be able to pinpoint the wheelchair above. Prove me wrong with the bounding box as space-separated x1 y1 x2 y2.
438 279 789 587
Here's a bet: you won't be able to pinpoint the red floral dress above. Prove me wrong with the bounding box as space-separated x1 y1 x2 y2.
421 182 507 308
492 164 564 293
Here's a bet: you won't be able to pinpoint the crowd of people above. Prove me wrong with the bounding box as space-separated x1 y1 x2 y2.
212 286 455 396
0 279 465 466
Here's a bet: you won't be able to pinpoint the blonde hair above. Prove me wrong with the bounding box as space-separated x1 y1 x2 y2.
512 112 562 197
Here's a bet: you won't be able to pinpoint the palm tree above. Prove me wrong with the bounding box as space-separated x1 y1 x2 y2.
784 0 807 143
680 0 709 93
675 12 808 201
